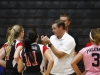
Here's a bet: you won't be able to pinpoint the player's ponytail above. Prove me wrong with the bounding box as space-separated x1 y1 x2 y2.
91 28 100 45
94 34 100 45
6 25 23 56
6 28 14 56
5 27 12 42
23 29 38 63
23 36 34 63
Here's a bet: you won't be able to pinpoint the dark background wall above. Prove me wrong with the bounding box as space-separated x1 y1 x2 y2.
0 0 100 51
0 0 100 48
0 0 100 72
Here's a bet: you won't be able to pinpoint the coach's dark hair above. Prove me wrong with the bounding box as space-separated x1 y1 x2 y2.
23 29 38 63
52 19 66 30
60 13 71 21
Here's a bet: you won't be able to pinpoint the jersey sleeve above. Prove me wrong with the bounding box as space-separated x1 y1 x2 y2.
16 42 23 48
2 43 7 50
2 44 6 48
16 42 23 59
79 48 86 54
42 45 48 54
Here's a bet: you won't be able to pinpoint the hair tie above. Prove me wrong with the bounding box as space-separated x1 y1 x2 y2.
13 28 16 32
89 32 94 41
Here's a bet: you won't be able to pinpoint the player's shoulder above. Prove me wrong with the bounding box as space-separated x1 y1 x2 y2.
80 45 93 53
38 44 43 46
15 39 22 44
37 44 44 48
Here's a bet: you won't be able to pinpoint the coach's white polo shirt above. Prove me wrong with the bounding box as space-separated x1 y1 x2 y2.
50 32 76 75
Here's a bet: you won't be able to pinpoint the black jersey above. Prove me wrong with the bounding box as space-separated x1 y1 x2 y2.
20 44 43 74
5 40 22 75
68 29 79 52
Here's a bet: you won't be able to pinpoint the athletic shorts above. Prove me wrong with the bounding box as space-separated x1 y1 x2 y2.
6 70 22 75
23 72 42 75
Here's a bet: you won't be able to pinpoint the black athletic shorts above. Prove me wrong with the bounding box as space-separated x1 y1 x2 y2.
23 72 42 75
6 70 22 75
5 73 22 75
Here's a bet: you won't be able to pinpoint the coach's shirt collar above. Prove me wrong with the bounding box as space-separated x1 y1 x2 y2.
57 32 67 40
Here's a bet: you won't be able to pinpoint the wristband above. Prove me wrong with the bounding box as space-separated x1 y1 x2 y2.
48 43 52 47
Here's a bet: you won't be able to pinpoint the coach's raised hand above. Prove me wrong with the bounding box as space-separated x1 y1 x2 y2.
41 35 50 45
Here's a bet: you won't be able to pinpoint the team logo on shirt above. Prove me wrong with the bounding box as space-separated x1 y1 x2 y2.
31 46 37 50
87 47 100 54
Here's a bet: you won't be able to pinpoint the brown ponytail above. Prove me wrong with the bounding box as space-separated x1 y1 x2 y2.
91 29 100 45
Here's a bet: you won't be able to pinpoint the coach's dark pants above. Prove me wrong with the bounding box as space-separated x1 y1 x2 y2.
50 72 76 75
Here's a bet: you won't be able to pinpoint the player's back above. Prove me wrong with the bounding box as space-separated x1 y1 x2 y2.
21 44 43 74
5 40 22 75
80 45 100 75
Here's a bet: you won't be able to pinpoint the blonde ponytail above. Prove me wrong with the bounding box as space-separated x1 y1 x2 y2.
6 29 15 56
5 25 23 56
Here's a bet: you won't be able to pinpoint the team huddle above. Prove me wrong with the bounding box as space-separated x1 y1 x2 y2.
0 14 100 75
